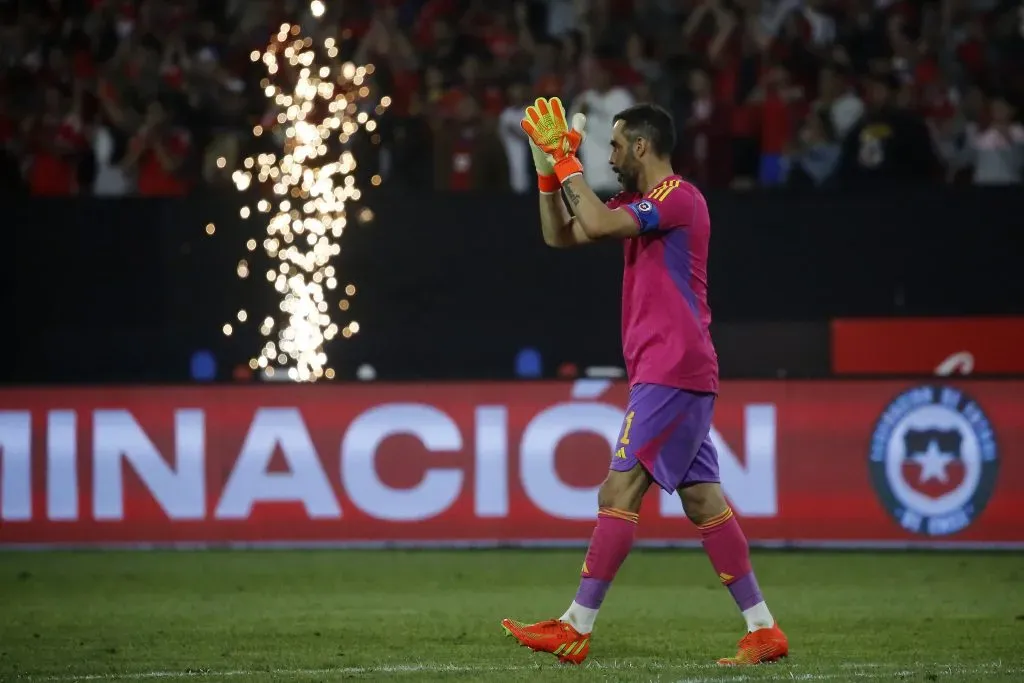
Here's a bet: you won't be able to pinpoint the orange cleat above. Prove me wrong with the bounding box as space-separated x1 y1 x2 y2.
500 618 590 665
717 623 789 665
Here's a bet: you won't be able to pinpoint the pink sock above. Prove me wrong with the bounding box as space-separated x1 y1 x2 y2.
698 507 764 611
573 507 638 609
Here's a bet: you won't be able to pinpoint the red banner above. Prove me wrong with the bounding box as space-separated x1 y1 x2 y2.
831 317 1024 375
0 381 1020 548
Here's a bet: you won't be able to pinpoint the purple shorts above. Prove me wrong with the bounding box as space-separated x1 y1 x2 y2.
610 383 720 492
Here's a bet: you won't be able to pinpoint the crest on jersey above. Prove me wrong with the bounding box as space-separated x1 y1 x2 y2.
635 200 654 213
868 386 998 537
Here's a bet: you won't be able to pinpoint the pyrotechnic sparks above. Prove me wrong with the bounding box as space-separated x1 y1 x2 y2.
223 8 389 382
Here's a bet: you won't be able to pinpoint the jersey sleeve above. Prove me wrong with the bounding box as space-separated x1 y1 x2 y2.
621 181 694 234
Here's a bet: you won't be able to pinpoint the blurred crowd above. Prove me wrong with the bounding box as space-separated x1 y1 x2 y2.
2 0 1023 197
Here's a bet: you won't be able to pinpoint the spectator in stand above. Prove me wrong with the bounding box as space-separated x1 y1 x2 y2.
625 30 661 85
835 72 939 188
432 93 508 191
25 84 89 196
2 0 1022 194
680 65 719 188
960 93 1024 185
685 1 762 189
784 106 841 187
531 36 566 99
815 64 864 141
121 97 192 196
749 62 807 186
498 80 534 194
569 59 635 196
92 121 131 195
544 0 581 39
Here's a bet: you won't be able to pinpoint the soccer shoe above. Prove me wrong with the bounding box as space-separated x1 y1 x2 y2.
500 617 590 665
716 623 789 665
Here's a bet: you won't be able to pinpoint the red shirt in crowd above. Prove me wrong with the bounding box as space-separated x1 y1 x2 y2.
136 129 191 196
29 118 86 196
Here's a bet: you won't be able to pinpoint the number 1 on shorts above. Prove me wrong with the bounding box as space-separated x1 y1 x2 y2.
620 411 636 444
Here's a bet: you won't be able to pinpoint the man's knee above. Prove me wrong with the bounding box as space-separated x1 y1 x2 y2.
679 482 729 526
597 466 653 513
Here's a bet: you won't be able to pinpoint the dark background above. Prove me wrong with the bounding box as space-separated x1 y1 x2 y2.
8 186 1022 384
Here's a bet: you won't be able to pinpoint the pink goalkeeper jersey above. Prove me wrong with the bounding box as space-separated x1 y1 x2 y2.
608 175 719 393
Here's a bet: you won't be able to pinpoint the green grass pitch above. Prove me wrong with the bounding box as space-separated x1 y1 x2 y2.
1 549 1022 682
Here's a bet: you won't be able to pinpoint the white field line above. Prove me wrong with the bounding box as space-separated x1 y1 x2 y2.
671 661 1019 683
17 660 1018 681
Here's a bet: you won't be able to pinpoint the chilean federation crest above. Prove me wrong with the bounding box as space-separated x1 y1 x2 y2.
869 385 999 537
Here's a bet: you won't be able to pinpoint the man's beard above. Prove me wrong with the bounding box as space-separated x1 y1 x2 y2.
614 167 639 193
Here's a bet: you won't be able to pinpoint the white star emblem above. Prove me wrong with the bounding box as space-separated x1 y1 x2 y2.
910 440 957 484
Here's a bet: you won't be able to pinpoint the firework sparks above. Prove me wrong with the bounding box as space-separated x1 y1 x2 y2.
223 9 389 382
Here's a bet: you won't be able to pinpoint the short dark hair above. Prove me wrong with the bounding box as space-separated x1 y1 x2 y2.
612 103 676 159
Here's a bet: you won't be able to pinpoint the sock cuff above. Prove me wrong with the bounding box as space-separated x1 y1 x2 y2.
697 507 734 531
598 507 639 524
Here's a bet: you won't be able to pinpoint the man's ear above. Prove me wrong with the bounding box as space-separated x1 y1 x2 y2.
634 136 648 159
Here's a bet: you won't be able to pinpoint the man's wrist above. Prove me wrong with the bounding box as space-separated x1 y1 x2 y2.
553 155 584 183
537 172 560 194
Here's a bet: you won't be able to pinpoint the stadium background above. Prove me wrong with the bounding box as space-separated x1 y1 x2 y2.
2 0 1023 681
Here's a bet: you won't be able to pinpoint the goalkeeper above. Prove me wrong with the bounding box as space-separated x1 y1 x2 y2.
500 98 789 667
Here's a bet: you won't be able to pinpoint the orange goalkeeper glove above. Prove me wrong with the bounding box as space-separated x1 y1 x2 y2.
520 97 587 190
527 139 560 194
